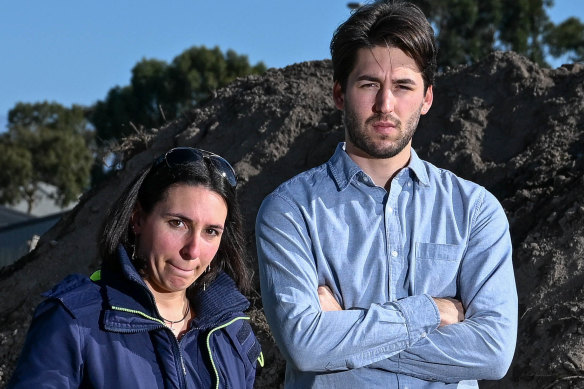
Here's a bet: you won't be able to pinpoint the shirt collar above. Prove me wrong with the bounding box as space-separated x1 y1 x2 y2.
408 148 430 187
327 143 362 191
327 142 430 189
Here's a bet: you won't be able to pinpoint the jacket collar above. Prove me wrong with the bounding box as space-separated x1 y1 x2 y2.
101 245 249 330
191 272 250 328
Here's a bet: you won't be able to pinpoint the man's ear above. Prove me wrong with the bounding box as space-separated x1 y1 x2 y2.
333 81 344 110
421 85 433 115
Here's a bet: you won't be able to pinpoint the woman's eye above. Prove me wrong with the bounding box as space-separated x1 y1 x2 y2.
205 228 224 237
169 219 185 228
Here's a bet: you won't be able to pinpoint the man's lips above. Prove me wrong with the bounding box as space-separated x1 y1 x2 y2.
371 120 400 135
367 114 400 129
372 121 397 128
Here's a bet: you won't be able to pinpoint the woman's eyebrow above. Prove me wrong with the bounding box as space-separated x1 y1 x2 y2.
164 212 224 230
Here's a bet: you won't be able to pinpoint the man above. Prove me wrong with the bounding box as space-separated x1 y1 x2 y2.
256 1 517 388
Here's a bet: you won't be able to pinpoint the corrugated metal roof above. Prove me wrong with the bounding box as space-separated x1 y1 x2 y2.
0 206 33 227
0 211 67 268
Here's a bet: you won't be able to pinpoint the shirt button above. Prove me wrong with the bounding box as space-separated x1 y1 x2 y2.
387 207 393 213
421 332 427 337
391 250 398 257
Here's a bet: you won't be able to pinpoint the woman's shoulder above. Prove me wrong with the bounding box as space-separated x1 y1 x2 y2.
41 273 103 317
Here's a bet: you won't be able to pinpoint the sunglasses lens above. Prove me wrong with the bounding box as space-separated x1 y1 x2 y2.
209 156 237 187
160 147 237 187
165 148 203 166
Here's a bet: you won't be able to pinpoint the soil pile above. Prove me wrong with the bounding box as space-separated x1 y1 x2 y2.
1 51 583 388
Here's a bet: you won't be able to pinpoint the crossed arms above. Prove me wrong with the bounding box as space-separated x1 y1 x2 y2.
256 189 517 383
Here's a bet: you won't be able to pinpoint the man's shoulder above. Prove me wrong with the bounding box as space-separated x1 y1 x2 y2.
268 162 332 199
419 158 504 212
256 161 336 223
421 158 485 192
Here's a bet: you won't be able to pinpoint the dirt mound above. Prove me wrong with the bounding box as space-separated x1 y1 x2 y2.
1 52 583 388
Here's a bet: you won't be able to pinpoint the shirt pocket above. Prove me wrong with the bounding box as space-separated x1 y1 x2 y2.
414 242 464 296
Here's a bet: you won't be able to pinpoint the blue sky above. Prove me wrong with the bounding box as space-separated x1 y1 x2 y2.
1 0 582 132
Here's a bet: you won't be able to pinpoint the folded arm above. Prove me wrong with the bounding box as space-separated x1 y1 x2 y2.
256 193 441 372
371 190 518 382
319 285 464 328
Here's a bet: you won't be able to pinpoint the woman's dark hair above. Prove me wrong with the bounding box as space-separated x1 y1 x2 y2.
99 151 251 293
330 0 437 92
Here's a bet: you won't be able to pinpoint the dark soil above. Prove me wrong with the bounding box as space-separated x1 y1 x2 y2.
1 51 583 388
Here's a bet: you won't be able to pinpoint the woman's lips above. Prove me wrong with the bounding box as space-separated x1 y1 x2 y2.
168 262 195 275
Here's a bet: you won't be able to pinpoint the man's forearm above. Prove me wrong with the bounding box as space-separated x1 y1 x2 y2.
373 195 517 382
319 286 465 327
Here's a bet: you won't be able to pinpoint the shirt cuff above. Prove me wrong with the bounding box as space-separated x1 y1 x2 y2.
394 294 440 345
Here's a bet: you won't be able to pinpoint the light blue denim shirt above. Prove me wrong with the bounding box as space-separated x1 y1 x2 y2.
256 143 517 388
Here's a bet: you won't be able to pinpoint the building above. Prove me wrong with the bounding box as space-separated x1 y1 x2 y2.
0 183 76 268
0 209 67 267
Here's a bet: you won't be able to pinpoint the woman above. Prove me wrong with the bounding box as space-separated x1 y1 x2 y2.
8 147 263 388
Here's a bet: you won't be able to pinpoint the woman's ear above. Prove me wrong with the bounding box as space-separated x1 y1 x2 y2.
131 203 144 234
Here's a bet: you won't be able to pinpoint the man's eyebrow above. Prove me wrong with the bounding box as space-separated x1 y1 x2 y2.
355 75 383 82
393 78 417 85
354 75 419 85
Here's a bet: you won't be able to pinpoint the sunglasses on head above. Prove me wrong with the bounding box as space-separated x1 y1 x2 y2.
153 147 237 187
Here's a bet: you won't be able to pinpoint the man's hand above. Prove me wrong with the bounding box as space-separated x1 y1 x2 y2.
318 286 464 326
433 297 465 327
318 285 342 311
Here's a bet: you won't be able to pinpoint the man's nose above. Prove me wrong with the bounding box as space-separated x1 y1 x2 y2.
374 88 395 114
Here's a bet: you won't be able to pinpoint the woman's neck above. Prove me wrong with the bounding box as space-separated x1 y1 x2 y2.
144 279 185 312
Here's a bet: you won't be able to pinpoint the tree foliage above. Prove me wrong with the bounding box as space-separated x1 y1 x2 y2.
0 102 94 213
544 16 584 62
406 0 583 68
91 46 266 145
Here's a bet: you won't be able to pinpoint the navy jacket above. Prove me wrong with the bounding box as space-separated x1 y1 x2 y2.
8 246 262 388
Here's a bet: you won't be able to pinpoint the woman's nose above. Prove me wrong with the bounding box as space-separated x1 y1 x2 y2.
181 234 201 260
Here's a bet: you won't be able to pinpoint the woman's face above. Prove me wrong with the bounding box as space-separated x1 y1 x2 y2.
133 184 228 295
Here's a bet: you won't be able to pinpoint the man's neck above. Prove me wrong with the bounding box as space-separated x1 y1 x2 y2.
345 142 412 190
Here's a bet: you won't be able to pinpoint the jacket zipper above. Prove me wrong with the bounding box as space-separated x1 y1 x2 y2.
206 316 250 389
111 306 188 387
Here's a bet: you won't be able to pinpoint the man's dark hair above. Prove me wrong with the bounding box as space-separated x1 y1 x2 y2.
330 0 437 92
99 152 251 293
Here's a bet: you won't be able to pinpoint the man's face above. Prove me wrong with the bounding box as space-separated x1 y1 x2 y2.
334 45 433 159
